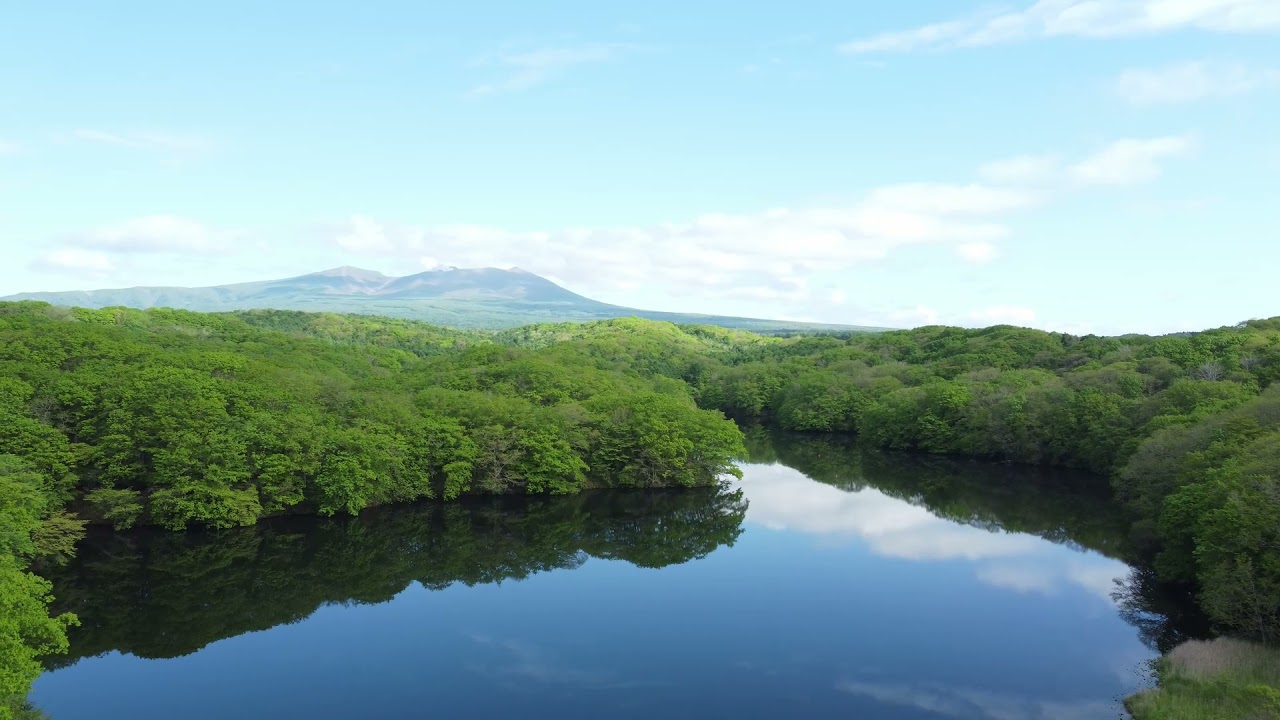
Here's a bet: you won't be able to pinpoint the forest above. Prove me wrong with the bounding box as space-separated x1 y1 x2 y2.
2 299 1280 717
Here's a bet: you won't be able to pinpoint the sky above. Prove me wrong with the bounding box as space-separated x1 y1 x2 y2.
2 1 1278 334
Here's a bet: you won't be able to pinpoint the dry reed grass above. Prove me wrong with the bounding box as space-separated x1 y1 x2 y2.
1126 638 1280 719
1166 637 1280 685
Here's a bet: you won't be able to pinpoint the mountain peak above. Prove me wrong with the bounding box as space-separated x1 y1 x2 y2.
311 266 388 281
0 264 877 332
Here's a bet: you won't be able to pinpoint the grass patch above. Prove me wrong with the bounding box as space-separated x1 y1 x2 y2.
1126 637 1280 719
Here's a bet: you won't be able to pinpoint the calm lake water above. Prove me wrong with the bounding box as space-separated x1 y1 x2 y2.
33 432 1160 719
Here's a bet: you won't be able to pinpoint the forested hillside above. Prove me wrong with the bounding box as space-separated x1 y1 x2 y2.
0 303 746 522
3 300 1280 717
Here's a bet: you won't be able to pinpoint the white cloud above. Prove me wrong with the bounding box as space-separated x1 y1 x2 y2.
27 132 1182 324
978 154 1060 185
70 129 211 156
32 249 116 276
335 215 396 253
471 44 632 95
720 283 811 303
62 216 237 254
955 241 1000 264
866 183 1039 215
1114 61 1280 104
840 0 1280 53
320 137 1180 314
842 20 974 54
1070 135 1192 186
969 305 1037 325
322 183 1024 308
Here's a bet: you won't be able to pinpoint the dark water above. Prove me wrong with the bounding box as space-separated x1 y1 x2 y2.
33 433 1163 719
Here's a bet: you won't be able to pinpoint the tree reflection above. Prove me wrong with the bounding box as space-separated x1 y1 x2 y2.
43 486 746 667
743 427 1128 559
1111 566 1212 653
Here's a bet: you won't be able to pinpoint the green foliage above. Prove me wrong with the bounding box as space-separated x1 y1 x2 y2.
83 488 144 530
29 514 85 567
1112 389 1280 639
0 302 745 531
773 373 867 432
0 556 77 720
0 460 45 560
150 484 264 530
4 699 50 720
587 393 745 488
0 457 77 716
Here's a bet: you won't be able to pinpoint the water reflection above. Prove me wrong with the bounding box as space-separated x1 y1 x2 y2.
44 488 748 666
1112 565 1213 653
742 429 1207 652
468 634 659 691
835 679 1119 720
34 432 1198 719
743 429 1129 556
739 430 1133 607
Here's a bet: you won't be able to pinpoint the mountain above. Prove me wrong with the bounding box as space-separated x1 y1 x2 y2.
2 266 882 332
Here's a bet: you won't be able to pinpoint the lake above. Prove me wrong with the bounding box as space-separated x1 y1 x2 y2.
32 432 1162 719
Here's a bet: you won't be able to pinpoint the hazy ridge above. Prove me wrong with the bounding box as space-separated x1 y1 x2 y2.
2 266 883 333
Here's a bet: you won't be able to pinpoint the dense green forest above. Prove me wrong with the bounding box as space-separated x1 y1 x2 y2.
0 303 746 527
2 299 1279 716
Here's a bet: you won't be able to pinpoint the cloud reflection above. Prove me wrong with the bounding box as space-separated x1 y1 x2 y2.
737 463 1130 604
837 678 1117 720
467 634 654 690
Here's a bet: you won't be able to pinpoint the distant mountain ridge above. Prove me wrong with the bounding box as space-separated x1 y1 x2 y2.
3 266 882 332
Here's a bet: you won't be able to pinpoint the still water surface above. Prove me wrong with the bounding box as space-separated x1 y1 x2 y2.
34 433 1156 719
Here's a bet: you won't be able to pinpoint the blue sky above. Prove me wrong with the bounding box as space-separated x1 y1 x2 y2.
2 1 1278 334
